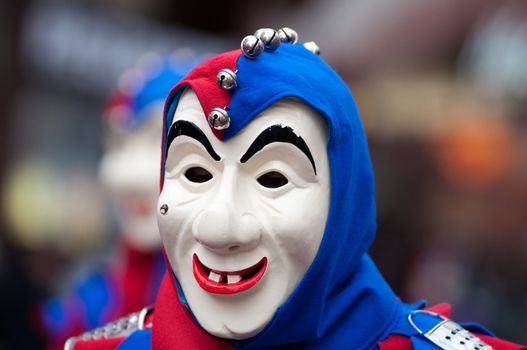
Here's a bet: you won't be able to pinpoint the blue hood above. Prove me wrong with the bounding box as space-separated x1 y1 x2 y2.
162 43 409 349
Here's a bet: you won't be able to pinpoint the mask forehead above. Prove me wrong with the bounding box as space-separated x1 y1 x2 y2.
170 88 328 165
171 89 216 138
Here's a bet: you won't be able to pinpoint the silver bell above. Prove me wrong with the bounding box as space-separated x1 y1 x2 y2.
208 108 231 130
303 41 320 55
216 69 237 90
241 35 264 59
254 28 281 52
277 27 298 44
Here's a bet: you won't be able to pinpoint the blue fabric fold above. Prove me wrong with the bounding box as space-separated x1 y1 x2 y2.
117 329 152 350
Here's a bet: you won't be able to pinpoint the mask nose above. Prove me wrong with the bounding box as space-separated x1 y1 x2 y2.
192 167 261 253
193 208 260 253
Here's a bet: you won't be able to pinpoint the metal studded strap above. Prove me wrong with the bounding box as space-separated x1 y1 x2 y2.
64 306 153 350
408 310 492 350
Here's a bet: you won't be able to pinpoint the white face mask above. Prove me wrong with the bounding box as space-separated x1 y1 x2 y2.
99 103 163 251
157 89 330 339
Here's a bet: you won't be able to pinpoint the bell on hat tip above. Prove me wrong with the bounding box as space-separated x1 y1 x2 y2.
241 35 264 59
303 41 320 55
254 28 281 52
217 69 237 90
277 27 298 44
208 108 231 130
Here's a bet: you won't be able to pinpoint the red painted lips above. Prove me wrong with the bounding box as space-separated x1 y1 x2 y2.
193 254 268 294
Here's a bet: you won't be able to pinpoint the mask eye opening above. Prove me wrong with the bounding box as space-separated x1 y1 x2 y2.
257 171 288 189
184 167 213 183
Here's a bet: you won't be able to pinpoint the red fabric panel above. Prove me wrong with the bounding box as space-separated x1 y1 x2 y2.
159 50 241 191
152 273 232 350
118 241 158 316
165 49 241 141
73 337 125 350
425 303 451 318
378 334 413 350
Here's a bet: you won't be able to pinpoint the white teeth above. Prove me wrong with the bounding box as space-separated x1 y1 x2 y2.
208 271 221 282
227 275 242 284
206 268 242 284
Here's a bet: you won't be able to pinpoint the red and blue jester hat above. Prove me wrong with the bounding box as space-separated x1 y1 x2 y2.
155 28 508 350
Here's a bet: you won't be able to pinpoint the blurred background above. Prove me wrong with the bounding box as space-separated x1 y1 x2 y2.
1 0 526 348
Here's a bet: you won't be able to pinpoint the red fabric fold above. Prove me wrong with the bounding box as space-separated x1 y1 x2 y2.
152 273 232 350
164 49 241 141
118 241 160 316
74 337 125 350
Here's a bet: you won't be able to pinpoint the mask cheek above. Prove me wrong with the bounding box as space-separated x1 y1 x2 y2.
274 221 316 270
268 195 327 274
156 189 192 263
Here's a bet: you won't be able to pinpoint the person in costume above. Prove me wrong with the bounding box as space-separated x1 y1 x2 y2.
41 53 198 350
65 28 526 350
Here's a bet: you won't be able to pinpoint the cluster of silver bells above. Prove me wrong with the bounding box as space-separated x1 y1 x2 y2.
207 27 320 130
241 27 320 59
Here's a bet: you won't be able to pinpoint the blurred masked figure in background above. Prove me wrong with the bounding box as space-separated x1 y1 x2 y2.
40 52 199 350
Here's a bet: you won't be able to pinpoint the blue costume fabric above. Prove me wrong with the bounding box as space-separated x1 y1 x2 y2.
161 43 412 350
41 250 165 349
229 43 402 350
127 55 201 129
119 43 500 350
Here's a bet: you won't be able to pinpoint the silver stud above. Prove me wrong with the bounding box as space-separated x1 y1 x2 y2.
160 204 168 215
216 69 237 90
254 28 281 52
277 27 298 44
241 35 264 59
303 41 320 55
128 314 138 325
208 108 230 130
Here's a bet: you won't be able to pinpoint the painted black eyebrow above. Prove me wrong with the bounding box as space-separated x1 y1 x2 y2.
240 125 317 175
167 120 221 161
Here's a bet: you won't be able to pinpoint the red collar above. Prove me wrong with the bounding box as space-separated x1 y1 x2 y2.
152 272 232 350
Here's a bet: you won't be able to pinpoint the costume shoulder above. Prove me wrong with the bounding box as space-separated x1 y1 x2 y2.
64 306 153 350
379 333 526 350
378 304 526 350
